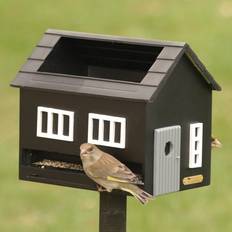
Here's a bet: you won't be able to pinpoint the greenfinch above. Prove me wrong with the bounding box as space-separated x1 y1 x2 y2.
80 143 153 204
211 136 222 149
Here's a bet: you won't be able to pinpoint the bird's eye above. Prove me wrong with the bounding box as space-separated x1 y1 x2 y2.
87 147 93 152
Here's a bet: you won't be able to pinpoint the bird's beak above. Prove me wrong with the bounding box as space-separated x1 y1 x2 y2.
80 149 87 157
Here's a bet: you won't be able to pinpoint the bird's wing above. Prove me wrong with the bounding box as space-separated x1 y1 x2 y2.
88 153 142 185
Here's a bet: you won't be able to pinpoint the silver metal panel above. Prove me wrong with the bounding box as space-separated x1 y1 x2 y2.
153 126 181 196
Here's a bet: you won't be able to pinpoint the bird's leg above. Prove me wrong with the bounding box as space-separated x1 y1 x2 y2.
97 184 107 192
106 188 112 193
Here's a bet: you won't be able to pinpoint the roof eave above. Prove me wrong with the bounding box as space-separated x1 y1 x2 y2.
184 44 222 91
11 71 156 103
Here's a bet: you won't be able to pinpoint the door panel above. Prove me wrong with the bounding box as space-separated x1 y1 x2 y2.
153 126 181 196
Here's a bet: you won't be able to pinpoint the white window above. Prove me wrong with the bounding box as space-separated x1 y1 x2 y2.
37 106 74 142
189 123 203 168
88 113 126 148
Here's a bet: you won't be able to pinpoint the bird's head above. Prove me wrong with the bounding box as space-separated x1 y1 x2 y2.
80 143 102 166
211 137 222 149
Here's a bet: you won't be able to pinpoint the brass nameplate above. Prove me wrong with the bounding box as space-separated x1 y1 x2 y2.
183 175 203 185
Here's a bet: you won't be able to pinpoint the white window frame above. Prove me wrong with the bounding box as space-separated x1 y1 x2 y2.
88 113 126 148
37 106 74 142
189 122 203 168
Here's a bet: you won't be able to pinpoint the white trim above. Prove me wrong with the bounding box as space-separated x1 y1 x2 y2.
189 122 203 168
36 106 74 142
88 113 126 148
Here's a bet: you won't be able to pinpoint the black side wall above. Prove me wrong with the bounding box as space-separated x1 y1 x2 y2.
145 54 212 194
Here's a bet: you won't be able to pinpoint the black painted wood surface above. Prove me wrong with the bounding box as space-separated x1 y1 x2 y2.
99 192 127 232
144 54 213 194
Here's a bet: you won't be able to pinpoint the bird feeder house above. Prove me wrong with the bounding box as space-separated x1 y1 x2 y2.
11 29 221 197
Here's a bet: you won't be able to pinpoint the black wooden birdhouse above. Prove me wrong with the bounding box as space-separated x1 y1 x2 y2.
11 29 221 196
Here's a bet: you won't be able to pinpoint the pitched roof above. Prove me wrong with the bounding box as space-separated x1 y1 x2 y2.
11 29 221 102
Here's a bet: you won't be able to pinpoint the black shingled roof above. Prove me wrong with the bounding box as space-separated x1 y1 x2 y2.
11 29 221 102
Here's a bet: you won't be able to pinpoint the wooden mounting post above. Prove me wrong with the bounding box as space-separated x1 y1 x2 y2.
99 192 127 232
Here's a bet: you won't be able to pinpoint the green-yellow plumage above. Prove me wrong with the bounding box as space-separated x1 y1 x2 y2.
80 143 153 204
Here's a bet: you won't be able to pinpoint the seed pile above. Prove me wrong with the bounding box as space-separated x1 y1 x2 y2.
34 159 83 171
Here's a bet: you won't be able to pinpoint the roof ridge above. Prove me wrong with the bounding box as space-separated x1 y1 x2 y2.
46 28 186 47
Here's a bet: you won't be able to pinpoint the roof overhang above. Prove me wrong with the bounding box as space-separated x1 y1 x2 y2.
11 29 221 103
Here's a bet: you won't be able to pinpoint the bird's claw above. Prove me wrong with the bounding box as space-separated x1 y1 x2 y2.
97 185 107 192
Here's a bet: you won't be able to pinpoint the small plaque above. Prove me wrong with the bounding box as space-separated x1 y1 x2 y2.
183 175 203 185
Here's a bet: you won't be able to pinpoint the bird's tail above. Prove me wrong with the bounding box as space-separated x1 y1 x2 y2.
120 184 153 204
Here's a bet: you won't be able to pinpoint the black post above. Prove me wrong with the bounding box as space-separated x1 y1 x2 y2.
99 192 127 232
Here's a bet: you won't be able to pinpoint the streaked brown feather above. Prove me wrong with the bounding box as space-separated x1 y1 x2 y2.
87 152 142 184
